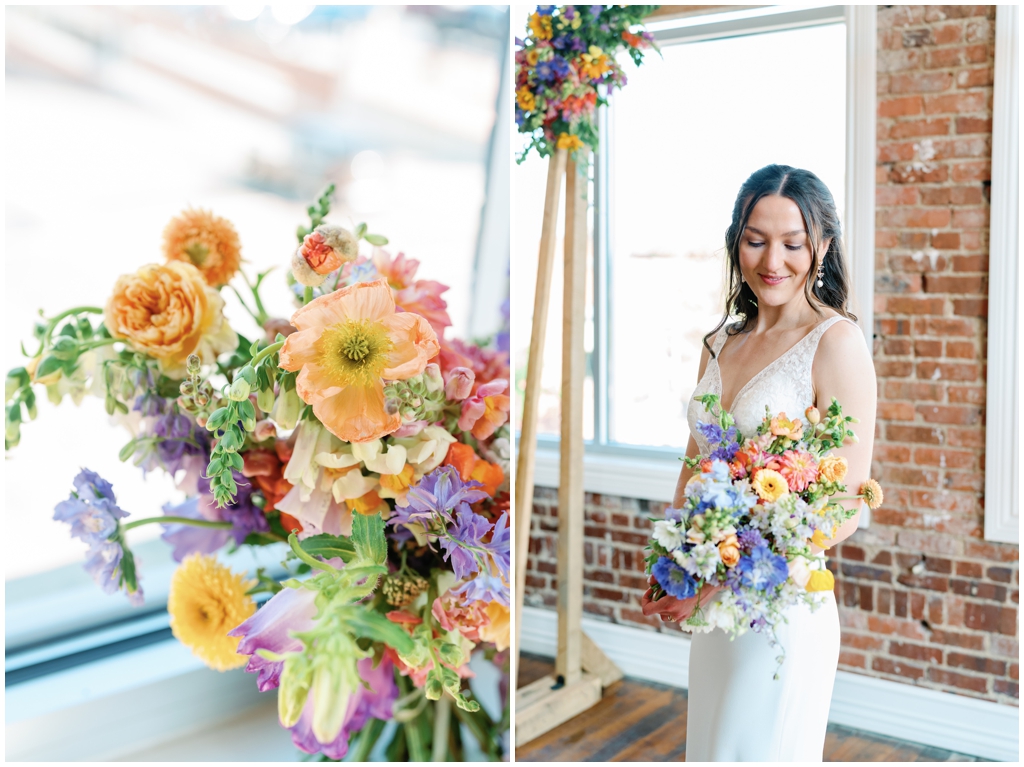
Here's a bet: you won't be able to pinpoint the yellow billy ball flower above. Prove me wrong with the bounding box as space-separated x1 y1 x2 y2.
168 554 256 671
751 469 789 503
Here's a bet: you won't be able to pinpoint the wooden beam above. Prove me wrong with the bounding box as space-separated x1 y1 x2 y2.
514 672 603 747
514 149 567 685
555 153 588 685
581 631 624 687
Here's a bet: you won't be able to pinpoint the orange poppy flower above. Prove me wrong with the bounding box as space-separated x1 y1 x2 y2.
278 279 439 443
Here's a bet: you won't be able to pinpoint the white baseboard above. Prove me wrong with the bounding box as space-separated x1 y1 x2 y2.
519 606 1019 762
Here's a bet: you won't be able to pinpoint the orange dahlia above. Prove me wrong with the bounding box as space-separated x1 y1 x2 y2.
162 208 242 287
278 279 439 443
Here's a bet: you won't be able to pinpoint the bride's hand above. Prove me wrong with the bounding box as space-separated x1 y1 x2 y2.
640 579 724 623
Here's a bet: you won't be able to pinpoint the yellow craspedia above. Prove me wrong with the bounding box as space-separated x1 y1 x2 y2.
168 553 256 671
806 569 835 592
752 468 789 503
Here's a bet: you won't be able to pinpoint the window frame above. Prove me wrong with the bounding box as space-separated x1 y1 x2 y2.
534 5 877 507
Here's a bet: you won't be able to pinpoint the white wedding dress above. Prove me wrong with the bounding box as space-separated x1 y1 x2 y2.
684 315 854 762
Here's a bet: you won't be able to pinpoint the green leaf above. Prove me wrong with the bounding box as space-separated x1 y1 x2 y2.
344 607 415 655
352 512 386 565
364 234 388 246
297 533 357 563
354 222 368 240
35 355 63 379
119 545 139 594
118 438 138 462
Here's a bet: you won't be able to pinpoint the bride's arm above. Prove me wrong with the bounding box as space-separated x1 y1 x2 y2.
811 319 878 550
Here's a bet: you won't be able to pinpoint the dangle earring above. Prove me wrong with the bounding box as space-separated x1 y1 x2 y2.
815 257 825 289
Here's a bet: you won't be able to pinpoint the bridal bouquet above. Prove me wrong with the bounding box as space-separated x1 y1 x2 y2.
6 188 511 761
646 395 883 670
515 4 659 162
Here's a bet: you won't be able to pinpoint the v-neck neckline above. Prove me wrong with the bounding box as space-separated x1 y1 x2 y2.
711 318 837 413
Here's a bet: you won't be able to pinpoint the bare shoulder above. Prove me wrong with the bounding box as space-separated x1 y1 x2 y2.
814 317 876 393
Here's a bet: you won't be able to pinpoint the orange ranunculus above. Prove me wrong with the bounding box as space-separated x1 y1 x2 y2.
104 261 237 374
162 208 242 287
817 455 848 484
770 413 803 440
718 534 741 567
278 279 439 443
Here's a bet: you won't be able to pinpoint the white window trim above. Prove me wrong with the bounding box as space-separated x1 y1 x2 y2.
983 5 1019 544
534 5 877 512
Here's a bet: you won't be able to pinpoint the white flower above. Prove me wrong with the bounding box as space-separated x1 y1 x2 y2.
653 520 683 550
710 524 737 545
688 541 722 580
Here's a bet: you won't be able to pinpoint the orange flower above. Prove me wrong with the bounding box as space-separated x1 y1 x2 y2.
860 479 884 510
346 489 388 516
443 442 504 497
278 279 439 443
817 455 848 484
778 450 819 493
162 208 242 287
718 534 741 567
770 413 803 440
104 261 237 374
556 133 585 152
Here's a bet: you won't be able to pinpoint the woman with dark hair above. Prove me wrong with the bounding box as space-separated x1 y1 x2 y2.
640 165 877 761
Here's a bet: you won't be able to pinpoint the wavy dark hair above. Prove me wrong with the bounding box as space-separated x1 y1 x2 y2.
703 164 857 357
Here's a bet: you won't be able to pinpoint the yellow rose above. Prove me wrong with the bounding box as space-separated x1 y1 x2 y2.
751 468 789 503
817 455 848 484
806 569 835 592
479 601 510 651
104 262 237 375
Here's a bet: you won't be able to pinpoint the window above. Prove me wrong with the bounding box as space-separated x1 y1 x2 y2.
5 7 509 753
518 5 876 501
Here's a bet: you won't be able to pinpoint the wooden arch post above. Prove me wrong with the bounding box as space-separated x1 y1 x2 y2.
514 149 622 747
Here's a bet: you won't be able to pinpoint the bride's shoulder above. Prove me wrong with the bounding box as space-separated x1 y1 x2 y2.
814 314 873 379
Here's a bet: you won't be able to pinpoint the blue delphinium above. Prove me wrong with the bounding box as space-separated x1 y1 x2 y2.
735 544 790 592
441 506 492 580
652 556 698 599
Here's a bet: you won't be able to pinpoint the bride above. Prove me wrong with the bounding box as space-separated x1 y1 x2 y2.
641 164 876 761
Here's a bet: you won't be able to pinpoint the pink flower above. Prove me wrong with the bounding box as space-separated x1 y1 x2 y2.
431 589 490 643
228 586 318 692
778 449 819 493
439 338 510 393
373 250 452 337
445 367 475 400
458 379 511 440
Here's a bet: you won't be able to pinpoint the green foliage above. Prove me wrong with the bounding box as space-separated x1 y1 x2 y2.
296 184 336 242
297 533 357 564
352 512 387 566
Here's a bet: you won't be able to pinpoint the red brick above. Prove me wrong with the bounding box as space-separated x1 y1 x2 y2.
964 19 993 43
991 636 1019 657
964 602 1017 634
583 601 615 619
896 530 963 556
946 427 985 448
952 161 991 182
876 360 915 378
1010 663 1019 681
839 650 867 669
868 614 928 640
877 401 916 421
931 22 963 45
585 568 615 584
879 207 952 229
887 424 943 444
951 207 990 228
879 95 924 117
929 628 986 651
913 338 943 357
943 471 984 492
877 185 920 205
945 341 978 359
913 448 976 469
526 574 547 589
916 361 979 381
987 567 1014 584
884 381 943 401
618 573 649 591
891 641 943 664
841 544 866 562
918 317 977 337
953 298 987 317
950 185 985 205
956 67 994 88
873 551 894 566
885 295 948 315
929 667 991 693
890 117 951 139
951 255 988 272
916 404 982 425
890 71 955 93
589 586 625 602
873 656 926 680
951 579 1008 602
898 572 950 592
929 231 961 249
955 561 984 578
923 274 985 294
919 187 952 205
963 541 1019 562
956 116 993 134
924 91 987 114
994 679 1019 697
609 530 648 546
875 444 913 464
620 608 663 629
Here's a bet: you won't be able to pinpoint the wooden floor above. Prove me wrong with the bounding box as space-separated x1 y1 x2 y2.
515 655 989 762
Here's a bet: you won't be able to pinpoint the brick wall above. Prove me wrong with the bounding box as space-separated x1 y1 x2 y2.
524 5 1018 707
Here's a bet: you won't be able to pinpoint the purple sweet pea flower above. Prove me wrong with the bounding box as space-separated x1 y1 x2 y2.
288 657 398 759
229 586 319 692
83 540 124 595
161 496 232 562
395 466 489 527
54 469 128 546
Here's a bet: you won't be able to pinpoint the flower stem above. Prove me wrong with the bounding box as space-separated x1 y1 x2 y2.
431 695 452 761
250 340 284 367
303 286 313 305
287 532 338 573
122 516 233 531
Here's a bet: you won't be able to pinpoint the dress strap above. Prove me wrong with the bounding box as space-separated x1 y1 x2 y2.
710 324 730 356
807 315 857 352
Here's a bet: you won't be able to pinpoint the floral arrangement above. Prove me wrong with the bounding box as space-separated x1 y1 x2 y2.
515 4 659 162
646 395 883 673
6 188 511 760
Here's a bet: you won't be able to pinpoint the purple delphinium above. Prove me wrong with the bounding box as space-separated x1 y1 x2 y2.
161 496 232 562
219 472 270 544
288 657 398 760
394 466 488 527
452 570 509 607
485 511 510 581
736 544 790 592
228 586 319 692
53 469 128 545
138 410 211 479
737 528 766 552
83 540 124 595
652 556 698 600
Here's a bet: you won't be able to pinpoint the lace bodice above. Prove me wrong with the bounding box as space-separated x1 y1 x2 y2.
687 316 856 452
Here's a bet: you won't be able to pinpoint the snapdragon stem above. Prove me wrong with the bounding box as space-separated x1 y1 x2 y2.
250 340 284 367
123 516 233 531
